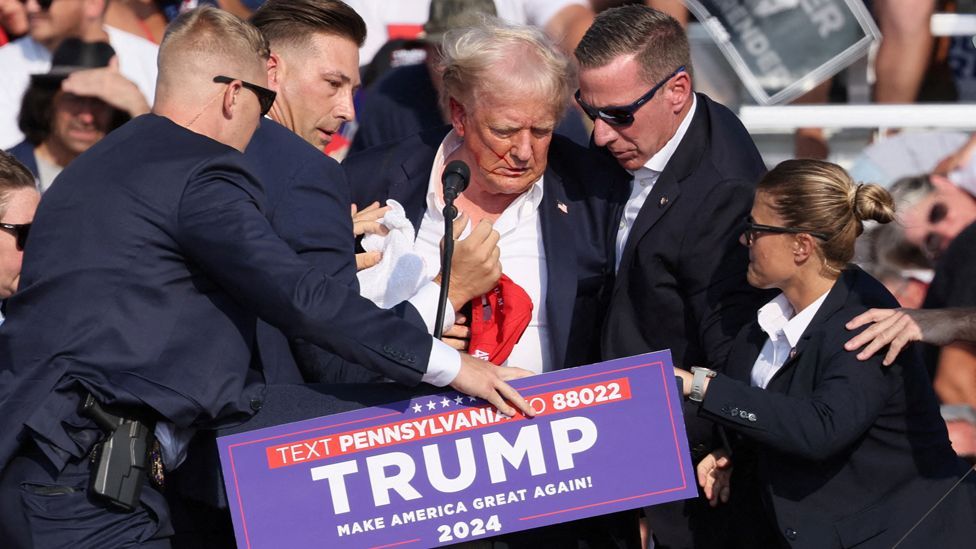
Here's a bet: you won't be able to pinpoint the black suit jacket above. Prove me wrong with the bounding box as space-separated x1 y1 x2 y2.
597 94 770 548
0 114 438 469
343 126 626 372
602 93 767 371
698 267 976 549
601 93 770 454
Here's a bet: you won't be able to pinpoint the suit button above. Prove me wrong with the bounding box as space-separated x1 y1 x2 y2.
249 397 263 412
784 528 797 540
747 413 757 422
730 407 739 417
739 410 749 419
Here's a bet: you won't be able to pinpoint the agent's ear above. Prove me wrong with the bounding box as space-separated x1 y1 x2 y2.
667 70 692 113
222 80 242 119
266 53 283 92
792 233 816 264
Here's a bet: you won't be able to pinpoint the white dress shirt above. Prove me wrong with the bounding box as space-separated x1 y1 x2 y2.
750 291 830 389
615 95 697 272
413 130 552 374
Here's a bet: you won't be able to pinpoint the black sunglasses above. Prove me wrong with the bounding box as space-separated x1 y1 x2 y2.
0 222 31 251
741 216 829 246
213 76 276 116
20 0 54 10
575 66 686 127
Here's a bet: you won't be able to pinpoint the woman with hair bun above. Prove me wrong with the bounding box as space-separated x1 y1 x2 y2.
675 159 976 548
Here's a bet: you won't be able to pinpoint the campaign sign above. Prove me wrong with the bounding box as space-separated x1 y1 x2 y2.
685 0 879 105
218 351 696 548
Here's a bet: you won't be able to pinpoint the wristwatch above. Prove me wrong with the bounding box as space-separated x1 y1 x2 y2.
689 367 717 402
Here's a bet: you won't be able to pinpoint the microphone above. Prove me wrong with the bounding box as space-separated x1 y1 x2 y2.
442 160 470 202
434 160 470 339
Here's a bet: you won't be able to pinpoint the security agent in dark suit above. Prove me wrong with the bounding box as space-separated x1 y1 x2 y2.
677 160 976 549
344 20 629 547
0 8 533 547
244 0 371 385
575 6 771 548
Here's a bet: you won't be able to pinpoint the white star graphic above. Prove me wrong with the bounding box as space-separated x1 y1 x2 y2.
454 396 464 405
412 403 422 413
426 400 437 411
468 396 477 402
440 397 451 408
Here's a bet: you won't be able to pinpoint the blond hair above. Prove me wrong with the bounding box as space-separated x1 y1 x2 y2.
759 159 895 273
157 7 269 95
440 17 573 117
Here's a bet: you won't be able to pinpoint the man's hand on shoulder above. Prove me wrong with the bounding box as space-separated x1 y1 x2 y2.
845 308 971 365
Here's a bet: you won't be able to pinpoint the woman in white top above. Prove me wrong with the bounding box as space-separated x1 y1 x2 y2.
675 159 976 549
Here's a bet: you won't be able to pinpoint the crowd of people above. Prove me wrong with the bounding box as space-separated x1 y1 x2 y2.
1 1 976 548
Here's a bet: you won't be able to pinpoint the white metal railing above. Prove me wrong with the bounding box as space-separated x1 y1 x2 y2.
739 104 976 133
931 13 976 36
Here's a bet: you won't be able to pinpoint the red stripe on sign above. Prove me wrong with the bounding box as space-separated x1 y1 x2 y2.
265 378 632 469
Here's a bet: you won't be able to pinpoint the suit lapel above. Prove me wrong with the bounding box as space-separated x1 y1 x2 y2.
766 269 856 388
615 172 681 274
540 167 576 370
389 139 440 232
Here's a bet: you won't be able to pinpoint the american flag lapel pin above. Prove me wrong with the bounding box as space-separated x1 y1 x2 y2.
556 201 568 214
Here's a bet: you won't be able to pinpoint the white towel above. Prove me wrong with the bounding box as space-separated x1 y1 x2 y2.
357 199 428 308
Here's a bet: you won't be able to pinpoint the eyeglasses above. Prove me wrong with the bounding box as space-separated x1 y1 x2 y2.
741 216 829 246
20 0 54 10
575 66 685 127
0 222 31 251
213 76 276 116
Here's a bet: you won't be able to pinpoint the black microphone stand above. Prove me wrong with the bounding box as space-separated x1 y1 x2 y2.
434 200 458 339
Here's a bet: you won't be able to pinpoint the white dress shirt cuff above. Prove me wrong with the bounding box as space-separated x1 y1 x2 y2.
407 279 456 334
421 339 461 386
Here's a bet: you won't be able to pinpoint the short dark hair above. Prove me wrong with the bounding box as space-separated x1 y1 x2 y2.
17 82 131 147
251 0 367 50
0 151 37 215
575 5 692 83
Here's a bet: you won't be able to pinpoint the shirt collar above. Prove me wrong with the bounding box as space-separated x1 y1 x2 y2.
757 289 831 348
630 93 698 178
426 130 545 220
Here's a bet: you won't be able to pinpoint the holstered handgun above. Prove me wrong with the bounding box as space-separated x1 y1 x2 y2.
80 394 153 511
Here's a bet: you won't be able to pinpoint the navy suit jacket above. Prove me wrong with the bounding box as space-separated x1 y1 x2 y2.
245 118 393 384
0 114 437 469
343 126 626 371
699 267 976 548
